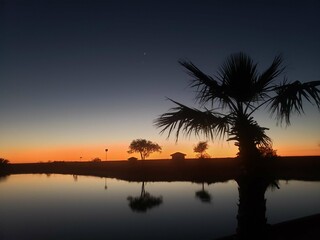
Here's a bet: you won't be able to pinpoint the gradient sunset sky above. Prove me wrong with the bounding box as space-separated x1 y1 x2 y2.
1 0 320 163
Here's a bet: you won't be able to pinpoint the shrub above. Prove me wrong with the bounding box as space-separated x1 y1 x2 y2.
0 158 9 168
91 158 102 163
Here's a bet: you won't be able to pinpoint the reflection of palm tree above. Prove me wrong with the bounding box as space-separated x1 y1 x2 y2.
195 182 211 203
236 174 279 240
127 182 163 213
155 53 320 169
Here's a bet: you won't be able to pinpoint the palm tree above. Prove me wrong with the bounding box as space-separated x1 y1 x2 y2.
155 53 320 169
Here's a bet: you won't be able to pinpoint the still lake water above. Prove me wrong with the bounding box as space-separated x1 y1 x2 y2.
0 174 320 240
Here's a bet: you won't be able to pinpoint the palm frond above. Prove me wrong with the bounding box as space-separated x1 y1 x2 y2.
217 52 259 102
179 60 231 108
154 99 230 141
252 125 272 147
269 80 320 125
228 115 271 147
255 54 285 98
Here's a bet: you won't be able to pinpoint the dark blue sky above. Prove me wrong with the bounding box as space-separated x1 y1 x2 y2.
1 0 320 161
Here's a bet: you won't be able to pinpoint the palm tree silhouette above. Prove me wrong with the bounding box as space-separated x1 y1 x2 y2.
155 53 320 169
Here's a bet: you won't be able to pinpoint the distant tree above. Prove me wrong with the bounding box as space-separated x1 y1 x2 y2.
193 141 210 158
128 139 162 160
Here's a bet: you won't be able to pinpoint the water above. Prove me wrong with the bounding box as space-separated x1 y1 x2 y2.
0 174 319 240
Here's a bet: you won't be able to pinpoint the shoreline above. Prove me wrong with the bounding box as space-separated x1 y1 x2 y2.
3 156 320 182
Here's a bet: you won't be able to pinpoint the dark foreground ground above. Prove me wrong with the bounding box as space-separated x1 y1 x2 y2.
215 213 320 240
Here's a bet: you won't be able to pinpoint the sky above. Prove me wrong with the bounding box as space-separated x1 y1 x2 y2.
1 0 320 163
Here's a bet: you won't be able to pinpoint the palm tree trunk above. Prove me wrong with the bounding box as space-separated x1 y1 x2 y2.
234 114 262 170
238 139 260 168
236 175 269 240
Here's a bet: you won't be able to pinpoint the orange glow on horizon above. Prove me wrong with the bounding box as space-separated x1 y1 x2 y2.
3 140 319 164
276 145 320 157
3 141 238 163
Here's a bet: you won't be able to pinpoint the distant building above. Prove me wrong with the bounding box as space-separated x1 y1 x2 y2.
170 152 186 160
128 157 138 162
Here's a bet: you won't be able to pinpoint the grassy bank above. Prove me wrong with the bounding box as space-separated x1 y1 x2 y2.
3 156 320 182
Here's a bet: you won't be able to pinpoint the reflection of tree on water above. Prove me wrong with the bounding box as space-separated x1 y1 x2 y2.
236 172 279 240
104 178 107 190
73 175 78 182
195 182 211 203
127 182 163 213
0 174 8 183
